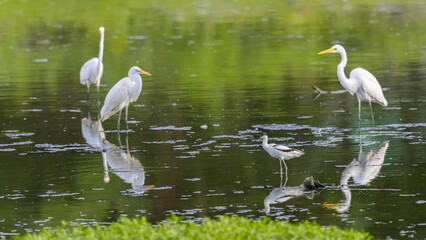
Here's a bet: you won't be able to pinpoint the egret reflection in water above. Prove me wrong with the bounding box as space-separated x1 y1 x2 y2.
264 176 324 213
81 117 153 193
102 136 154 194
323 141 389 212
81 117 105 150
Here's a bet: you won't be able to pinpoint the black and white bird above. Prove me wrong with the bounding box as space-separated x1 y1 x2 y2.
260 132 304 178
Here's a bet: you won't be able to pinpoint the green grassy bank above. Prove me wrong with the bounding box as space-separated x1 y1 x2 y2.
15 216 371 240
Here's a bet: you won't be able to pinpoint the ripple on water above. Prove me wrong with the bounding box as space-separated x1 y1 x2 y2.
184 178 201 181
0 141 33 147
149 125 192 131
143 140 186 144
5 132 35 139
33 143 88 153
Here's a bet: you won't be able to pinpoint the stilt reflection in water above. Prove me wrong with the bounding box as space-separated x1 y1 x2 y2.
264 176 324 213
323 141 389 212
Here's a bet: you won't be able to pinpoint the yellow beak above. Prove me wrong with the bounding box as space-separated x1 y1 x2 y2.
317 47 335 55
138 69 151 76
322 203 338 210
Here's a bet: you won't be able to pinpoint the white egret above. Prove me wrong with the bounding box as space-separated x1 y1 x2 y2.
100 66 151 130
317 44 388 128
260 132 304 186
80 26 105 104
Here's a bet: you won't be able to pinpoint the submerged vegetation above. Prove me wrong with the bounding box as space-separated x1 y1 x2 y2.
16 216 371 240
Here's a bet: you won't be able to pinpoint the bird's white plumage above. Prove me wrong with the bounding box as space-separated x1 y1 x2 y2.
100 66 150 129
261 133 304 160
80 58 103 86
350 68 387 106
100 76 141 121
80 27 105 91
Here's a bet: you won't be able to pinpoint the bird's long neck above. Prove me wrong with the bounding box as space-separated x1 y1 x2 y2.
336 49 359 94
262 137 268 148
97 33 104 72
130 74 143 94
336 50 349 86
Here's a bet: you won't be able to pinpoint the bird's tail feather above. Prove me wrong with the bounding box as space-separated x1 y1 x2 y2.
100 108 118 122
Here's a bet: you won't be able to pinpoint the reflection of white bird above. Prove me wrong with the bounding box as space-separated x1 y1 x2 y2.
81 118 105 150
317 45 388 128
100 66 151 130
264 176 324 213
264 188 304 213
102 139 153 192
260 132 304 184
80 27 105 102
323 141 389 212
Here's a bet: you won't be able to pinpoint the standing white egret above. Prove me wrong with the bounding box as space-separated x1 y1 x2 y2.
80 26 105 104
260 132 304 186
100 66 151 130
317 44 388 128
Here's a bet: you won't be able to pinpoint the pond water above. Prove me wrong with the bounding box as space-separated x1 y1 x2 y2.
0 0 425 239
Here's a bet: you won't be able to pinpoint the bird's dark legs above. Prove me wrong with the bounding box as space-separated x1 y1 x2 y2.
369 101 375 128
125 105 129 130
117 109 122 132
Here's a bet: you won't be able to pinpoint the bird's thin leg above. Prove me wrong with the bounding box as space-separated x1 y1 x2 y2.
125 105 129 130
96 86 100 112
279 158 283 175
117 109 122 132
358 98 361 133
282 159 288 188
369 100 375 128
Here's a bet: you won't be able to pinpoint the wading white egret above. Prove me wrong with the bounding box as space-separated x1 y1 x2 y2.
317 44 388 128
260 132 304 186
80 26 105 103
100 66 151 130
